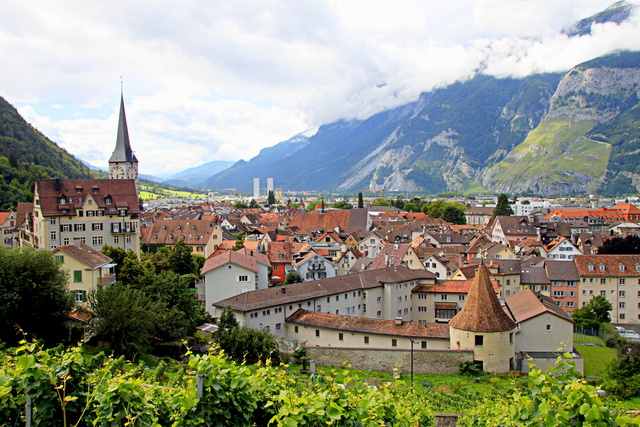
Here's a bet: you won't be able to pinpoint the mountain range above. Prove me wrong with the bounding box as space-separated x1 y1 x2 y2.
203 49 640 197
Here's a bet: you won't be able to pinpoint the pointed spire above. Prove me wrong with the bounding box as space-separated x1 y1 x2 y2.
449 264 516 333
109 89 138 164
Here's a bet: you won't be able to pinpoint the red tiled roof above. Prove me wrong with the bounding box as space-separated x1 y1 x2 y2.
449 264 516 333
35 179 139 217
215 266 436 312
286 309 449 340
506 289 573 323
141 220 219 246
201 248 270 275
53 243 113 269
574 254 640 276
413 279 500 294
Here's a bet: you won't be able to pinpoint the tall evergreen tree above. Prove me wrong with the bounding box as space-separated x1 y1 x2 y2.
267 190 276 205
493 193 514 217
358 192 364 208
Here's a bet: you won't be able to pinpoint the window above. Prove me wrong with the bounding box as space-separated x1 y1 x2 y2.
441 295 448 300
55 255 64 263
421 341 427 349
391 339 397 347
418 307 427 312
364 336 369 344
92 223 103 231
62 224 71 232
50 218 56 225
339 333 344 341
238 275 248 282
418 294 427 300
74 224 85 232
275 323 281 331
620 291 626 297
73 270 82 283
50 231 57 240
620 302 626 309
459 295 465 301
566 301 575 307
601 278 606 285
315 329 320 337
546 324 551 331
376 311 381 317
377 296 382 303
75 290 87 303
92 236 103 245
125 235 132 244
620 313 626 320
294 326 298 333
475 335 483 347
620 279 626 285
509 332 514 344
397 297 402 303
601 290 606 296
113 235 120 244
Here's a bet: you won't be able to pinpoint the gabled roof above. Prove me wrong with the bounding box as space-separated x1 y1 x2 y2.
215 266 436 312
544 259 579 281
413 279 500 294
449 264 516 333
574 254 640 276
35 179 139 217
53 243 113 269
141 220 219 246
506 289 573 323
286 309 449 340
200 248 270 275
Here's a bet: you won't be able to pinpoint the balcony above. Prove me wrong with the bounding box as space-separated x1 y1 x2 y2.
97 274 116 286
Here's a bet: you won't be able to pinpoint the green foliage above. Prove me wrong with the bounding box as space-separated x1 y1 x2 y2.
214 306 280 364
493 193 514 217
421 200 467 224
358 192 364 208
458 360 484 377
332 200 353 209
267 190 276 205
169 238 198 275
285 269 302 284
598 235 640 254
572 296 613 330
0 247 73 346
0 98 98 208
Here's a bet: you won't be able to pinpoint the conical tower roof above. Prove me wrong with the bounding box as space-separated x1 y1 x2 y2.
109 93 138 164
449 263 516 333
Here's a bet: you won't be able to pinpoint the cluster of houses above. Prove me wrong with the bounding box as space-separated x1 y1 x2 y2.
4 93 640 373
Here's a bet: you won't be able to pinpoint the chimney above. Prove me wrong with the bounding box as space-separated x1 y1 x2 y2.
395 317 403 325
384 253 389 265
282 287 286 294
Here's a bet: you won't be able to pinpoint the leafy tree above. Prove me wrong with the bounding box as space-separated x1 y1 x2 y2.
598 235 640 254
333 200 353 210
285 269 302 284
572 295 612 330
168 238 197 275
441 205 467 225
117 251 147 285
493 193 514 217
267 190 276 205
88 282 163 359
0 247 73 345
100 245 128 276
357 192 364 209
249 199 259 209
234 201 248 209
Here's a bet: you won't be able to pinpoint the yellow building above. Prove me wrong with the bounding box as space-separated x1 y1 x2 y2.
53 243 116 305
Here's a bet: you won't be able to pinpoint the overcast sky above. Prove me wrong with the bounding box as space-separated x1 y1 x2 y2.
1 1 639 177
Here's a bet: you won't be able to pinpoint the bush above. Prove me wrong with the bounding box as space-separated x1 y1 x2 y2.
459 360 484 376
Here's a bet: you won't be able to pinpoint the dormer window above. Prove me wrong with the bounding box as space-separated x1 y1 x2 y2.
118 209 127 217
162 226 167 231
104 196 112 204
620 264 626 272
59 197 67 204
168 235 173 240
92 186 99 194
75 186 82 194
599 264 605 271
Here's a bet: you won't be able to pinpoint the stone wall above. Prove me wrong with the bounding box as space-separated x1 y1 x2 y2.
305 347 473 374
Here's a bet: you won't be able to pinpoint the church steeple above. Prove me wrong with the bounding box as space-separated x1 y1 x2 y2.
109 90 139 182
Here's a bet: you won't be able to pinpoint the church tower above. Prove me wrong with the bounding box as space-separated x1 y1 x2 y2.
109 92 139 182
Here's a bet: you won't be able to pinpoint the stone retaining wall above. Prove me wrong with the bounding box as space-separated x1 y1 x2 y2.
305 347 473 374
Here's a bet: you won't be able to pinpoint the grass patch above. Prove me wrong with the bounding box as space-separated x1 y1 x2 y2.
574 333 606 346
576 344 617 377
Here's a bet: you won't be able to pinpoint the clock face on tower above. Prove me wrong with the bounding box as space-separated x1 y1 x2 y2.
127 165 138 177
112 165 124 178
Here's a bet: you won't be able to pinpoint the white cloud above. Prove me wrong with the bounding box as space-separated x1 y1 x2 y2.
1 0 638 175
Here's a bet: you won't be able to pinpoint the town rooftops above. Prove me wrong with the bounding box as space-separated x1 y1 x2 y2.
35 179 139 217
141 219 219 246
506 289 573 324
413 279 500 295
449 264 516 333
574 254 640 276
286 309 450 340
53 242 114 269
201 247 270 275
214 266 436 312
